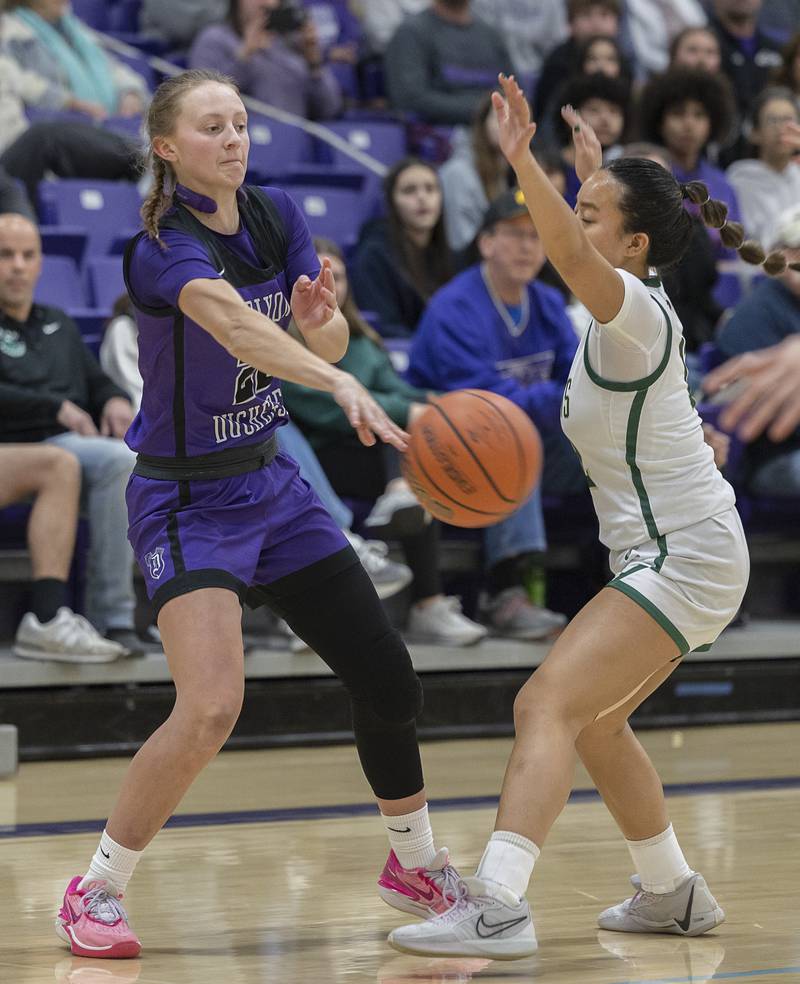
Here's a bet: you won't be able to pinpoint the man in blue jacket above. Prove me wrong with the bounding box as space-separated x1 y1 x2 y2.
407 189 585 638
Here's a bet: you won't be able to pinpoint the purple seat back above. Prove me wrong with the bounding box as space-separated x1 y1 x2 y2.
35 256 86 309
38 180 143 257
87 256 127 310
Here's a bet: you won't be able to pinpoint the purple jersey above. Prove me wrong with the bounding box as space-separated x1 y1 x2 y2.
123 186 321 460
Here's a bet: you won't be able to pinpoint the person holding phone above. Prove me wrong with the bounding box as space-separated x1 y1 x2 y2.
189 0 342 120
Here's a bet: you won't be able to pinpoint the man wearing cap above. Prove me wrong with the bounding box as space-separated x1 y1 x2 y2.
716 205 800 494
407 189 584 639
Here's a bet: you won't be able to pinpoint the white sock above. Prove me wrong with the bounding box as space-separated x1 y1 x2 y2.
476 830 540 901
79 829 143 896
626 824 693 894
382 803 437 870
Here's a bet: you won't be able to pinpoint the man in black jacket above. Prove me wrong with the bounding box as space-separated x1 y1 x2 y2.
0 212 142 652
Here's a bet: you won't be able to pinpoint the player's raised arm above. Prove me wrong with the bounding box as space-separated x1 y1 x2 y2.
492 75 625 324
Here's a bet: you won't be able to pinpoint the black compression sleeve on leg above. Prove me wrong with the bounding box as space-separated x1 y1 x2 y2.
260 557 425 800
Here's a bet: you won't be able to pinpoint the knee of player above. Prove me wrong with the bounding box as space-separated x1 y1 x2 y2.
178 689 243 750
355 629 424 725
513 672 586 733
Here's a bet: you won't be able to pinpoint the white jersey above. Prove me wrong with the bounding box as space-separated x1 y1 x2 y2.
561 270 735 551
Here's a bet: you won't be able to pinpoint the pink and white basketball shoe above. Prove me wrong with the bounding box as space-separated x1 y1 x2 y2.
378 848 461 918
56 877 141 958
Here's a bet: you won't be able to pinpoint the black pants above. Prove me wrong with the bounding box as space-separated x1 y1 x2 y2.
0 121 141 209
249 548 425 800
317 438 442 601
0 165 35 221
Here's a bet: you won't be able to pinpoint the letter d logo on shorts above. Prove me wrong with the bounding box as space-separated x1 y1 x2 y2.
145 547 166 580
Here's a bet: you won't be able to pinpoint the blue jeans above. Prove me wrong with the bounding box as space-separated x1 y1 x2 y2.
45 432 136 631
277 420 353 531
483 427 586 569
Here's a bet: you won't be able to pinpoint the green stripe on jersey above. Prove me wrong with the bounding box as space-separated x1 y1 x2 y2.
582 299 673 393
625 388 660 541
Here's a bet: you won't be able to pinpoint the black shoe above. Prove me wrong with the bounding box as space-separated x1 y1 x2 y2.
105 626 162 657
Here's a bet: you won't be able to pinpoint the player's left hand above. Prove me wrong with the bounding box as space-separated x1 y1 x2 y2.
292 258 338 333
562 103 603 184
100 397 134 439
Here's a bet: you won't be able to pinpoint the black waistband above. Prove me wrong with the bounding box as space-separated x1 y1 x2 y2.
133 436 278 480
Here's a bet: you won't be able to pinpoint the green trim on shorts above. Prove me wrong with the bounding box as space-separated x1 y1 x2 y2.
693 642 713 652
653 534 668 572
609 562 649 584
607 580 690 655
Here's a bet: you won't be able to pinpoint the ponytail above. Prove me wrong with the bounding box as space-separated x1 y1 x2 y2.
141 155 174 245
680 181 799 277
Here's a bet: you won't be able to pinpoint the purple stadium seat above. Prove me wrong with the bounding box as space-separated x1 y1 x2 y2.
283 185 367 248
87 257 127 310
35 256 86 309
39 226 89 268
71 0 111 30
318 121 407 169
38 180 143 256
109 0 141 33
245 115 315 182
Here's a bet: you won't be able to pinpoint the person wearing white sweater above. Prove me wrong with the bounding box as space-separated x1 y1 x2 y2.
727 87 800 246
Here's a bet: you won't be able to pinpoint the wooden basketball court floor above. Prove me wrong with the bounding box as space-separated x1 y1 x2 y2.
1 722 799 984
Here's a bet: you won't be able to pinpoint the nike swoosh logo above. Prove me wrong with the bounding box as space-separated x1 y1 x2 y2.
42 322 61 334
673 883 695 932
475 913 528 938
100 848 110 859
216 266 225 276
388 826 412 833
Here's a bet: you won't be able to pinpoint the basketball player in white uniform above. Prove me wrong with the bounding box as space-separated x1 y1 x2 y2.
385 75 789 961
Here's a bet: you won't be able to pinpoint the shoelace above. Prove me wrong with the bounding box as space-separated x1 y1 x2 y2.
430 879 487 925
82 885 129 925
428 862 463 907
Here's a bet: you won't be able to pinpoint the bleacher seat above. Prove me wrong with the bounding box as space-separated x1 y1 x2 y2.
86 257 126 310
109 0 141 33
35 256 86 309
71 0 111 30
38 180 143 257
285 185 368 248
245 116 315 183
318 121 408 170
39 226 89 268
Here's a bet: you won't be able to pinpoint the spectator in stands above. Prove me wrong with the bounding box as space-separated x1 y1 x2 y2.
98 296 416 607
283 237 487 646
3 0 148 121
625 0 707 75
669 25 723 74
0 31 141 211
141 0 228 50
303 1 363 68
355 0 428 57
351 158 453 338
638 67 743 308
715 206 800 495
0 168 33 220
440 92 512 254
534 0 622 133
0 213 147 655
727 88 800 246
407 189 584 639
759 2 800 45
576 33 628 81
471 0 568 86
557 73 631 207
773 31 800 96
189 0 342 120
384 0 515 126
708 0 783 121
0 445 127 662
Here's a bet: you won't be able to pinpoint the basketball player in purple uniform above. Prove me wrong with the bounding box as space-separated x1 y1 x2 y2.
54 70 459 959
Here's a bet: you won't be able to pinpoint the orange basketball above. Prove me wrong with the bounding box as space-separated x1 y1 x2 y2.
401 389 543 528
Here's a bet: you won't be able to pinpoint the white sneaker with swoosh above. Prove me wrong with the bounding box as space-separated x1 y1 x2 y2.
388 876 537 960
597 873 724 936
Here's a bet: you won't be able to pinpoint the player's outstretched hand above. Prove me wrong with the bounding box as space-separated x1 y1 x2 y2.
561 103 603 184
492 74 537 170
332 374 409 451
292 257 338 333
703 336 800 442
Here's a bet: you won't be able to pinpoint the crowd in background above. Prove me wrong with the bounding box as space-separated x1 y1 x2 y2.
1 0 799 661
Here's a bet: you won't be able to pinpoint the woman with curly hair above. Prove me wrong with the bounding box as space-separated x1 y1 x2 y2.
637 67 743 307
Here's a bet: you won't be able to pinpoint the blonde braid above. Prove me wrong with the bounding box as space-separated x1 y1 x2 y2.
140 155 174 245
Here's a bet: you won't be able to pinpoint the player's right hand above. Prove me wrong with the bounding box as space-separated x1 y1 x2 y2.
57 399 99 437
332 374 409 451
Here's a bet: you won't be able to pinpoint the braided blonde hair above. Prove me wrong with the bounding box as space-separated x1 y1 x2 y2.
141 69 240 243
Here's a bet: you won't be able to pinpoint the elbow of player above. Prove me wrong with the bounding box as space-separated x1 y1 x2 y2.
223 315 258 362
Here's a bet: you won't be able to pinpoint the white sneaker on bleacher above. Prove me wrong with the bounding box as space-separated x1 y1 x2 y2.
14 608 126 663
